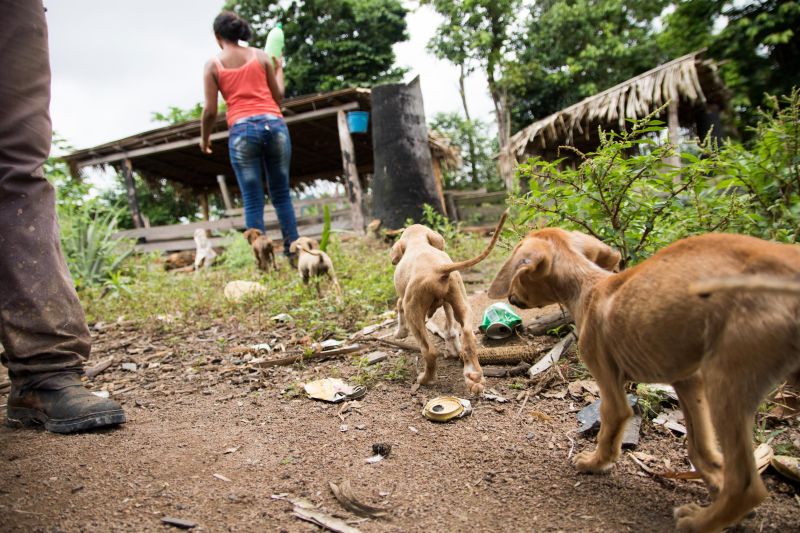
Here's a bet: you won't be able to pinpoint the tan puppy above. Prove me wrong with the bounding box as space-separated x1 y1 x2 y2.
243 228 276 272
290 237 341 295
489 229 800 532
392 211 508 395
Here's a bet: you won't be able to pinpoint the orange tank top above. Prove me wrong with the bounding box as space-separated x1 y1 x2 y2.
214 49 283 127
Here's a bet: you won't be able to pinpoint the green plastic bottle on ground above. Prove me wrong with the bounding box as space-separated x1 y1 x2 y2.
264 23 284 61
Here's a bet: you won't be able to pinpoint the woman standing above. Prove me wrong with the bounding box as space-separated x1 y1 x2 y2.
200 11 299 260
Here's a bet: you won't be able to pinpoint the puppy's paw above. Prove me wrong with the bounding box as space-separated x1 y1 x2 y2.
395 326 409 340
416 371 436 385
464 372 485 395
572 450 614 474
674 503 705 533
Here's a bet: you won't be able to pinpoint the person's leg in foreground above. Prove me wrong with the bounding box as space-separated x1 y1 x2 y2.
263 117 299 256
228 119 268 232
0 0 125 433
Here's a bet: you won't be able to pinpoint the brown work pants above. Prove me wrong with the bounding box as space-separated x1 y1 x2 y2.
0 0 90 388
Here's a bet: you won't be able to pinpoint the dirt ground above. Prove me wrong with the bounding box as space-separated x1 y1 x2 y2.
2 286 800 532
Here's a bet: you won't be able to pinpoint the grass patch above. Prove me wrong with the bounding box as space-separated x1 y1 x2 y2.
80 231 504 341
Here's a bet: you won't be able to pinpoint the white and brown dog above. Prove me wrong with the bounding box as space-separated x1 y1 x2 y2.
290 236 341 295
489 228 800 532
193 229 217 271
391 211 507 395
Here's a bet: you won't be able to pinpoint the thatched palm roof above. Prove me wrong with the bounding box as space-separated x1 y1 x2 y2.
427 129 462 171
509 51 727 159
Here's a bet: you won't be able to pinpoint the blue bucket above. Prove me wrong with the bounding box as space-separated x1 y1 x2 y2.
347 111 369 134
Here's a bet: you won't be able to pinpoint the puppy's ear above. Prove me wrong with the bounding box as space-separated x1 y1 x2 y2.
487 248 552 299
571 232 621 272
426 229 445 250
289 240 298 254
390 240 406 265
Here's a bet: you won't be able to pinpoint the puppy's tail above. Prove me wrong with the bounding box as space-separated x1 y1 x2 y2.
689 275 800 296
437 210 508 276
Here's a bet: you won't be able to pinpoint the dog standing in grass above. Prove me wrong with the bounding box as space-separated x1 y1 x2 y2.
390 211 507 395
489 229 800 532
243 228 276 272
290 236 341 295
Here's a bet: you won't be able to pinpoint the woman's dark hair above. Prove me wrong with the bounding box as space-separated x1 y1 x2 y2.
213 11 252 42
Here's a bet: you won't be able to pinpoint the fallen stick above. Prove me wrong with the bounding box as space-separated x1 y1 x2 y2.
483 361 531 378
529 332 576 378
85 356 115 379
525 310 573 336
371 337 544 365
250 344 365 368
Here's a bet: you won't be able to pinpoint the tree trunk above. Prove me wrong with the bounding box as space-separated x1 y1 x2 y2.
489 80 514 190
336 110 366 234
371 77 444 229
122 158 144 229
458 64 479 187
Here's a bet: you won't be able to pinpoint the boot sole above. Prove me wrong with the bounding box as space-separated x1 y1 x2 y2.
6 406 126 434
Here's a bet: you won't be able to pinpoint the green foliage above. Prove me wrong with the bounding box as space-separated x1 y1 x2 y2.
225 0 408 97
429 111 500 190
715 89 800 242
513 90 800 266
218 230 256 270
513 111 742 267
47 137 134 292
98 175 212 229
150 103 204 125
509 0 668 131
151 102 228 125
406 203 460 243
661 0 800 132
319 204 331 252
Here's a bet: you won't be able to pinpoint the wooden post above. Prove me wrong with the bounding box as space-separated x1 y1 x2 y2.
200 192 210 221
336 109 366 234
430 157 449 216
122 158 144 229
666 99 681 171
216 174 234 212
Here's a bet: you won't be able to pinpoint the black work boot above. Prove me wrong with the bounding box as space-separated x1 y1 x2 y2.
6 380 126 434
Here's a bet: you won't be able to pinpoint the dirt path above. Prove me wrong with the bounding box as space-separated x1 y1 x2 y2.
2 294 799 532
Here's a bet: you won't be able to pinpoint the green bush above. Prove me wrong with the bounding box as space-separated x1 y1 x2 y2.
512 91 800 267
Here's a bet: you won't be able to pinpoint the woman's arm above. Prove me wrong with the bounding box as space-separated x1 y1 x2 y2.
199 60 219 154
260 50 285 104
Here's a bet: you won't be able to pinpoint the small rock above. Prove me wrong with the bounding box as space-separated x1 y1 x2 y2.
121 362 137 372
372 443 392 457
365 351 389 365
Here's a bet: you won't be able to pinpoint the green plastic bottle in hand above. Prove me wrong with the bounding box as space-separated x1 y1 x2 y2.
265 23 284 61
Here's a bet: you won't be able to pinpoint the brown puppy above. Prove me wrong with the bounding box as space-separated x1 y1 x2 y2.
290 237 341 295
243 228 276 272
489 229 800 532
392 211 507 395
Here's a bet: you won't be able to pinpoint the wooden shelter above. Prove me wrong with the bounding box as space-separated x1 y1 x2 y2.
508 51 728 163
64 88 374 236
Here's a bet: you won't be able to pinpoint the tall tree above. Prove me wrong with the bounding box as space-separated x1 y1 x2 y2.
225 0 408 97
429 111 500 190
509 0 668 131
423 0 521 190
660 0 800 132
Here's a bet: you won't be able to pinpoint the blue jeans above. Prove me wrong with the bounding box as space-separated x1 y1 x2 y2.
228 114 299 254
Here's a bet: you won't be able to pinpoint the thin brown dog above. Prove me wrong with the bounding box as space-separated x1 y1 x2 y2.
290 237 341 295
488 229 800 532
243 228 276 272
391 211 507 395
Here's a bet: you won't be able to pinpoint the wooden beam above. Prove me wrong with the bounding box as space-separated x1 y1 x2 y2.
122 158 144 229
336 110 366 234
217 174 234 211
430 158 448 215
74 102 360 168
